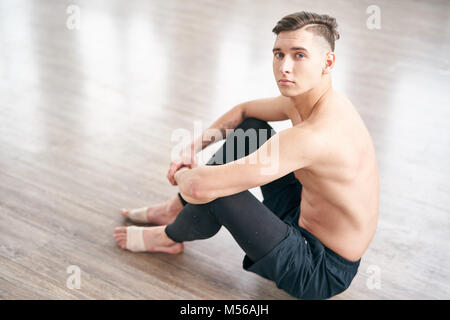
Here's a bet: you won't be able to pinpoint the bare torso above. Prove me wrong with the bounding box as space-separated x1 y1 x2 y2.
285 90 379 262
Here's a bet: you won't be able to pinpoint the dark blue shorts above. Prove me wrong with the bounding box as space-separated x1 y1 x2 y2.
242 206 361 300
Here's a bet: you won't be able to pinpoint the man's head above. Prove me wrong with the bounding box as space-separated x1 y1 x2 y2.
271 12 340 97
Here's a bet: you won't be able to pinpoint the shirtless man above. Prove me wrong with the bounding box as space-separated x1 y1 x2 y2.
114 11 379 299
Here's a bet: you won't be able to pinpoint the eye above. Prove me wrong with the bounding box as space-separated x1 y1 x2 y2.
296 53 304 58
274 52 284 58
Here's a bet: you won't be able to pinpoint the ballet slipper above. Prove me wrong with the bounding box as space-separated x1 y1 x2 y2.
123 207 148 223
126 226 147 252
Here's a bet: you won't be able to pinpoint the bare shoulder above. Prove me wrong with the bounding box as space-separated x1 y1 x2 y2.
302 89 370 151
312 89 363 130
323 89 354 113
312 89 376 166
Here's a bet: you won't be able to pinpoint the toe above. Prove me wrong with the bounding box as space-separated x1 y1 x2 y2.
114 226 127 235
114 234 126 249
114 233 126 241
114 228 127 244
120 208 129 218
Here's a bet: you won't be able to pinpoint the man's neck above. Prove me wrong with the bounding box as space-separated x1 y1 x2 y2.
290 76 333 121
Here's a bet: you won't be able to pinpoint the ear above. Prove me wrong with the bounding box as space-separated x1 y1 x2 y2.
322 51 335 74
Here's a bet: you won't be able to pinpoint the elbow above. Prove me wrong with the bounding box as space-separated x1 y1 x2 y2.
187 175 216 204
179 173 211 204
190 178 210 202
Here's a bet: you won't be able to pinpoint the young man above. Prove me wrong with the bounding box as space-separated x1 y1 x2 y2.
114 11 379 300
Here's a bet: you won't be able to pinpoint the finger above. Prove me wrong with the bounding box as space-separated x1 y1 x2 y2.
168 160 185 184
170 165 181 178
167 168 175 180
170 165 184 184
169 163 180 177
168 167 174 179
167 174 174 185
167 170 175 185
168 169 177 184
171 171 178 185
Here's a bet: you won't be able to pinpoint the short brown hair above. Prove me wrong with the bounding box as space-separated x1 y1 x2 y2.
272 11 340 51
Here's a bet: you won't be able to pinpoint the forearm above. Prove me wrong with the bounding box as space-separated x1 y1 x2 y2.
184 104 247 155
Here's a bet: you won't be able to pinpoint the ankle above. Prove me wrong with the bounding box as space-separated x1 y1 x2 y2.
160 226 177 245
167 195 183 214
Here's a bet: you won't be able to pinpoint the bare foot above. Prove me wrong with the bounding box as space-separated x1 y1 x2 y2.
113 225 184 254
120 195 183 225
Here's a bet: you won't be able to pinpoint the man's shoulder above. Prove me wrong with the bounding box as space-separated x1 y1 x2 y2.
299 91 356 144
322 89 353 108
315 90 357 125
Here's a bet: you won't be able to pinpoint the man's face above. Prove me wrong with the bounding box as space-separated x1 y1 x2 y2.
272 27 331 97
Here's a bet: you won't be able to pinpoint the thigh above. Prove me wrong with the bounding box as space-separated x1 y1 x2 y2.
242 225 314 299
210 190 290 262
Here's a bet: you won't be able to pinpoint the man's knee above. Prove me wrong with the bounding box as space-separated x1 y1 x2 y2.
232 118 275 154
237 117 275 137
206 118 276 166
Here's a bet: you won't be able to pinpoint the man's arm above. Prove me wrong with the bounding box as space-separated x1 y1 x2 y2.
180 95 291 156
186 104 246 156
242 95 291 122
176 124 324 204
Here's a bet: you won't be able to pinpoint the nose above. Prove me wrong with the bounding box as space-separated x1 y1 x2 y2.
279 56 293 74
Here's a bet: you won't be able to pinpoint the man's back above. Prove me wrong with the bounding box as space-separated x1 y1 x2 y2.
287 89 379 262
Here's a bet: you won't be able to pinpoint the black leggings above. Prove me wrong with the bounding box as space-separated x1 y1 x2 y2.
165 118 300 263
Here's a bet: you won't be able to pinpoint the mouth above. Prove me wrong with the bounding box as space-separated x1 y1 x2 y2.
279 79 295 85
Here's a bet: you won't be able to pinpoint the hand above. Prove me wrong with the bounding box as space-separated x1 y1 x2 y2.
167 148 197 186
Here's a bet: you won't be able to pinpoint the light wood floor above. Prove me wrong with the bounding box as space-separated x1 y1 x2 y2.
1 0 449 299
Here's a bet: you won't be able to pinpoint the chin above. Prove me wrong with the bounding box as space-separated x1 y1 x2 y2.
279 86 302 97
280 91 294 97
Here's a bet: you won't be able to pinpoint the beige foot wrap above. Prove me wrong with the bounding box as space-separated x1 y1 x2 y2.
126 226 147 252
127 207 149 223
